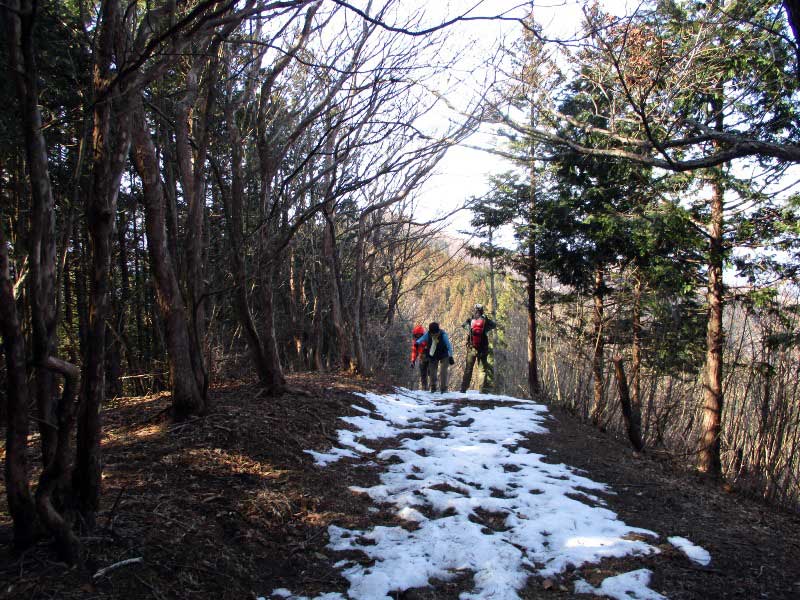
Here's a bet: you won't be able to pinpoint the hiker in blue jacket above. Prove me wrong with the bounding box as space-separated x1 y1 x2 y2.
414 322 454 393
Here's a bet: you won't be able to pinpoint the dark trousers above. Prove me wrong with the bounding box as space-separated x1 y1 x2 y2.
418 357 430 390
460 347 493 393
429 358 449 392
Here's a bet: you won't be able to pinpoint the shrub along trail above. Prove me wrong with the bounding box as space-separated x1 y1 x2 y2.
1 374 799 599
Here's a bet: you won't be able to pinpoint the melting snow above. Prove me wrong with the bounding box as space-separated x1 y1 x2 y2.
668 536 711 566
275 389 693 599
574 568 667 599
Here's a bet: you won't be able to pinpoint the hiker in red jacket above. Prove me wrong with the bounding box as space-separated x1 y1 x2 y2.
460 303 496 393
410 324 429 390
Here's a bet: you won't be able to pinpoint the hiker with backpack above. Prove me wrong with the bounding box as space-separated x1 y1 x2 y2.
460 303 496 394
410 324 430 390
413 322 454 393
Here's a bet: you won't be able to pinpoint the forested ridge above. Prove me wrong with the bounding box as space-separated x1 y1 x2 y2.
2 0 800 595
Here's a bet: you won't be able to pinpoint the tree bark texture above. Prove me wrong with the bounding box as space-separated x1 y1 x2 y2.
323 203 352 370
4 0 59 466
631 275 643 423
699 87 726 478
699 175 725 476
176 56 217 395
351 216 370 375
75 0 133 527
37 357 82 564
218 94 286 394
590 264 606 428
612 356 644 451
0 226 38 549
131 101 205 418
257 269 288 392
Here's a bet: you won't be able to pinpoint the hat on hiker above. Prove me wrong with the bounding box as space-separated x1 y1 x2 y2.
412 324 425 337
428 322 440 334
474 303 484 314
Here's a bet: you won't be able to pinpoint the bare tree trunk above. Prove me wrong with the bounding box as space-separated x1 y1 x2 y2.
131 101 205 417
216 89 286 393
3 0 59 466
699 174 725 476
488 227 497 313
75 0 132 527
351 216 369 374
0 226 38 549
612 356 644 451
176 56 217 396
258 268 288 392
631 274 642 421
37 357 81 564
218 185 283 392
310 292 324 371
589 264 606 428
525 39 541 399
288 247 305 369
323 203 352 370
699 87 726 478
526 245 540 398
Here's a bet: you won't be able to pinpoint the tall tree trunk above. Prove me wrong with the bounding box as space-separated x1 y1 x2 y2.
488 227 497 314
526 103 540 398
612 355 644 451
4 0 59 466
288 247 305 369
699 174 725 476
589 264 606 428
159 122 181 273
176 58 214 395
219 189 284 392
323 203 352 370
258 268 288 392
36 357 81 564
351 216 369 374
216 93 286 393
631 274 643 436
74 0 132 527
310 291 325 371
131 101 205 417
0 226 38 549
699 87 726 478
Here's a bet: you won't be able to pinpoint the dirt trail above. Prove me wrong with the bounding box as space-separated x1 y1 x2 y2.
1 375 799 599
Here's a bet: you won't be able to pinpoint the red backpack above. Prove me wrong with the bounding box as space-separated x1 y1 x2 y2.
470 317 486 349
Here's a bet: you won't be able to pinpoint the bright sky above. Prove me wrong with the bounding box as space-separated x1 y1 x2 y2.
411 0 636 236
263 389 712 600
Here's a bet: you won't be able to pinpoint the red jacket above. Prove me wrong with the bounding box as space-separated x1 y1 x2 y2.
411 325 428 362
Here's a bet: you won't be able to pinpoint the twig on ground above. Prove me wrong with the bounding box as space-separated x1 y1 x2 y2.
93 557 144 579
201 494 225 504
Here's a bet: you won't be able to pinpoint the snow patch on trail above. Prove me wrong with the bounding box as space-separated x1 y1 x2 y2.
574 568 667 599
668 536 711 566
279 389 673 599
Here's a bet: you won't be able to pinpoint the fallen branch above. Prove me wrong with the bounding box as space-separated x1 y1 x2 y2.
93 557 144 579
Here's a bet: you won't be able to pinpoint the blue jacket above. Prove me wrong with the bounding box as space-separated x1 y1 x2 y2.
415 330 453 360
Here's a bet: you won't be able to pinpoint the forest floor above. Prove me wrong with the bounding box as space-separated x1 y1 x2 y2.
1 373 800 599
